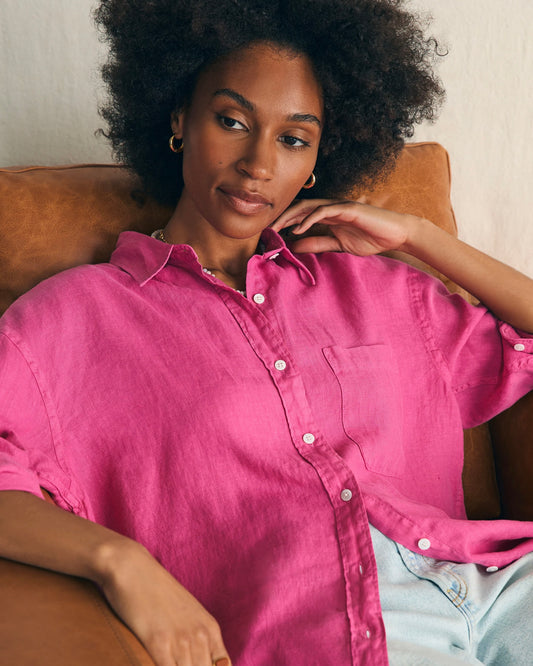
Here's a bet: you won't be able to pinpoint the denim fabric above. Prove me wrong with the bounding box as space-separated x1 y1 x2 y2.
370 524 533 665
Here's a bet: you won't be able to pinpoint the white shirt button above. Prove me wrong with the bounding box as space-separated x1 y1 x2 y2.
269 253 280 260
302 433 315 445
418 538 431 551
366 630 371 639
274 360 287 371
514 343 526 352
341 489 353 502
253 293 265 304
486 565 499 573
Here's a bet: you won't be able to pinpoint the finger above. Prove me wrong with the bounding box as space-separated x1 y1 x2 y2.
273 207 333 235
182 626 211 666
271 209 313 232
172 639 194 666
211 657 231 666
289 235 342 254
271 199 335 231
144 632 184 666
281 201 360 236
290 211 340 236
209 628 232 666
295 201 364 234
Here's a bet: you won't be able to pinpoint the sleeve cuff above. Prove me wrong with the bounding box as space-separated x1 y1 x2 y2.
499 322 533 354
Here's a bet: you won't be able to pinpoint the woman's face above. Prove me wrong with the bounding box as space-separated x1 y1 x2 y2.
172 42 323 241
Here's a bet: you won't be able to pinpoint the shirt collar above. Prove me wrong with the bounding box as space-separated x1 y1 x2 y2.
110 228 316 286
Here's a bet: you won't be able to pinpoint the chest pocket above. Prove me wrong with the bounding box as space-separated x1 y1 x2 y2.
323 344 405 477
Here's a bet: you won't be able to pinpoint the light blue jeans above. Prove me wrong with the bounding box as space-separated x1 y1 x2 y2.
369 524 533 665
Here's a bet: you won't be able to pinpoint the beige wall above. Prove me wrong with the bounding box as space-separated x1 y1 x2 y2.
1 0 532 275
411 0 533 277
0 0 110 165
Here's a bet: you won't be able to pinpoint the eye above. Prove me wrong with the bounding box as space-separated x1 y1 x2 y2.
218 115 247 131
280 135 311 149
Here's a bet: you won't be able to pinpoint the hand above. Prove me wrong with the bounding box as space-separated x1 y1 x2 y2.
271 199 420 256
98 540 231 666
272 198 533 333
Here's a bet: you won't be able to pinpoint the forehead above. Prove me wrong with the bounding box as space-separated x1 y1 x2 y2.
192 42 324 119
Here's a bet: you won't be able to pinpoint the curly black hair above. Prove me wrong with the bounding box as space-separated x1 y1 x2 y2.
94 0 444 206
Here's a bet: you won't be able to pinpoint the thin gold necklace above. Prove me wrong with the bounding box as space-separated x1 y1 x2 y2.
154 229 246 296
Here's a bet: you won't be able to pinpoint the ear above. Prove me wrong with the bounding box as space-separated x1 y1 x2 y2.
170 109 185 138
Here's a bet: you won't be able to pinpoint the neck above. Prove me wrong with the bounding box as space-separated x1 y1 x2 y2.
163 195 263 291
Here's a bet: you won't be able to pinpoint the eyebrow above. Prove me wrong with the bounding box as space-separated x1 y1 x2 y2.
213 88 322 128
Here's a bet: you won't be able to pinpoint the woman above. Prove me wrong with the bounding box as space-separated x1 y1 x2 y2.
1 1 533 665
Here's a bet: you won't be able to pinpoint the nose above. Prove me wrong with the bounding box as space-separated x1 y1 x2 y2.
236 134 275 181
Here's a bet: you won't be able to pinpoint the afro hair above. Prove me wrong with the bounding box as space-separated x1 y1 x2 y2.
94 0 445 205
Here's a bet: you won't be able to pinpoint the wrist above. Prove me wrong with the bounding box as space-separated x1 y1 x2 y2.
399 215 437 257
91 533 147 588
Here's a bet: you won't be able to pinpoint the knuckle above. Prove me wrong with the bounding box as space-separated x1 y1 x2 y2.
210 623 225 644
192 624 210 643
176 634 192 651
147 629 173 650
148 635 174 664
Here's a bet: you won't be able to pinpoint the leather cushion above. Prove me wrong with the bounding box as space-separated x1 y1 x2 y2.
0 556 154 665
0 164 171 314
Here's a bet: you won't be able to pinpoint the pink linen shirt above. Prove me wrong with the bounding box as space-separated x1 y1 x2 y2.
1 228 533 665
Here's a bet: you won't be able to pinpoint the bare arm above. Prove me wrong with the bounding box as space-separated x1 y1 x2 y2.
272 200 533 334
402 218 533 333
0 489 129 579
0 490 230 666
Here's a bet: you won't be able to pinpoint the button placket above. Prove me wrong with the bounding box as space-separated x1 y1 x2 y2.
219 260 380 662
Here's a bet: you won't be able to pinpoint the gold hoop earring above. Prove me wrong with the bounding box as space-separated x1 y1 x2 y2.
302 172 316 189
169 134 184 154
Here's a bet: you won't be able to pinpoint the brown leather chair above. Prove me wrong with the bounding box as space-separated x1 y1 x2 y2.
0 142 531 664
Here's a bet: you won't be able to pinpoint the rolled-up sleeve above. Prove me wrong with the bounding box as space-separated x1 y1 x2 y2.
0 332 58 498
410 270 533 429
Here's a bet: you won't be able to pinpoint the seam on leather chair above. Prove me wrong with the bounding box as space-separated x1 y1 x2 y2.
0 164 128 174
442 146 458 235
92 591 147 666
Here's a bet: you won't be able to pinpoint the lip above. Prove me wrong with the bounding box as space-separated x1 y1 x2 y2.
218 187 272 215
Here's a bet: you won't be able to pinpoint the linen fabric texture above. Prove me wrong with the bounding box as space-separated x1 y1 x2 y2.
1 229 533 666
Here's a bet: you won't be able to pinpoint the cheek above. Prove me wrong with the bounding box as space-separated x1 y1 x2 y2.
276 163 314 202
182 138 228 189
184 117 229 165
278 145 319 185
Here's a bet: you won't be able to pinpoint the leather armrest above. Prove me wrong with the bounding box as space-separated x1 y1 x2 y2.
0 556 154 665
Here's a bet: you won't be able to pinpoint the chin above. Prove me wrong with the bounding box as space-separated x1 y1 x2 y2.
212 215 272 240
